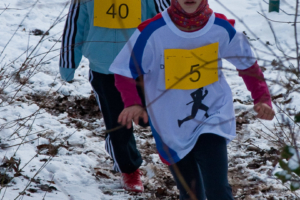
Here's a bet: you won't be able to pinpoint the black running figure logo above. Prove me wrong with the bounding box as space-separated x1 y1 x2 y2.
178 88 209 128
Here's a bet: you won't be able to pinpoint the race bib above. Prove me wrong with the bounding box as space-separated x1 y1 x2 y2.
94 0 141 29
164 43 219 90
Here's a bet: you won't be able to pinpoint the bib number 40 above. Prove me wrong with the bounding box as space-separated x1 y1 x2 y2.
107 4 129 19
93 0 141 29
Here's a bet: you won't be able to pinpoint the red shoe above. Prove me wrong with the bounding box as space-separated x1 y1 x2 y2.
121 169 144 193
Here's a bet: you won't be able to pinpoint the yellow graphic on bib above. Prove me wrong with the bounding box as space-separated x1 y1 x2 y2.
94 0 141 29
164 43 219 90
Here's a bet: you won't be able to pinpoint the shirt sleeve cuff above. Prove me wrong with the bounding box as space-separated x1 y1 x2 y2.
114 74 142 108
237 61 272 108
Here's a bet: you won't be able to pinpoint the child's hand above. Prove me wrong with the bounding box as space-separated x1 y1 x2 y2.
118 105 148 129
254 103 275 120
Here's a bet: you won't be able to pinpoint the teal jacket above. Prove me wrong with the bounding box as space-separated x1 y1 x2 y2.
59 0 169 81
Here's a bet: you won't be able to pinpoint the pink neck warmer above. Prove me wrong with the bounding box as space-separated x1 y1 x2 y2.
167 0 213 30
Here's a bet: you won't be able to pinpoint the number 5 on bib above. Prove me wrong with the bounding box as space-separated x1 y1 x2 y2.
94 0 141 29
164 43 219 90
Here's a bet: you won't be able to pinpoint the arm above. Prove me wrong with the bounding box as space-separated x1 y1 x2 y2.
115 74 148 129
110 25 155 128
59 0 87 82
237 61 272 107
114 74 142 108
238 62 274 120
219 18 274 120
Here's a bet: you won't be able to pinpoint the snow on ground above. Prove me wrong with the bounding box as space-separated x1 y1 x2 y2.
0 0 299 199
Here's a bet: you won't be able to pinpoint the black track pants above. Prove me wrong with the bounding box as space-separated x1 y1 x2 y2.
169 134 234 200
89 70 143 174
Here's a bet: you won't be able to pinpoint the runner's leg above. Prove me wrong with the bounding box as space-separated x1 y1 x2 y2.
178 104 198 127
193 133 234 200
168 150 205 200
198 104 209 118
89 70 142 173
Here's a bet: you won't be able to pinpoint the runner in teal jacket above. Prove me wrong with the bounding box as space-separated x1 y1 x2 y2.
59 0 169 193
60 0 167 80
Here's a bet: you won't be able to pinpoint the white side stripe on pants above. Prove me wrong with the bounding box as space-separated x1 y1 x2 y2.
105 135 121 173
88 71 121 172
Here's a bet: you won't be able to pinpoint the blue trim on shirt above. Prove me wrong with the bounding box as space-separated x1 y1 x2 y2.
149 118 181 164
129 17 166 79
214 18 236 43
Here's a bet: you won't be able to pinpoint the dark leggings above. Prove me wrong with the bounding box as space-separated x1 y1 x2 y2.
169 134 234 200
89 71 146 174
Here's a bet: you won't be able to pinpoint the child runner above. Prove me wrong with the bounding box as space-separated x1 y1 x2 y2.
110 0 275 199
59 0 170 193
